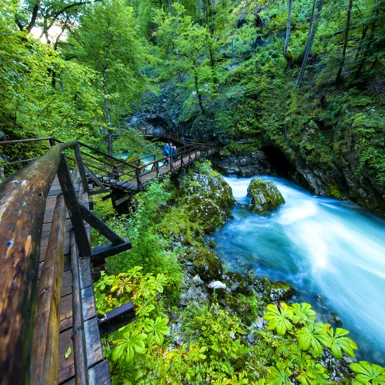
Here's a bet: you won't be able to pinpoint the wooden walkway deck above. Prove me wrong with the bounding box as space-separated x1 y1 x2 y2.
40 177 110 385
98 148 215 191
0 137 218 384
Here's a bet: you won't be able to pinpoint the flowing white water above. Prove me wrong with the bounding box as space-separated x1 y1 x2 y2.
208 176 385 364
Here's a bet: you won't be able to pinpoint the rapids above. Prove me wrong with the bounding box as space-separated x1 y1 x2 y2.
207 176 385 364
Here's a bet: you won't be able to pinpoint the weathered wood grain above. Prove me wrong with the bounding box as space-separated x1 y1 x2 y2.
31 194 67 385
0 141 75 385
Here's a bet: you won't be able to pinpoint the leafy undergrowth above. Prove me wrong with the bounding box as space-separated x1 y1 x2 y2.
92 165 385 385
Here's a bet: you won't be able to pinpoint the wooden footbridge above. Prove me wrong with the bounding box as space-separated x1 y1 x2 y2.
0 137 217 385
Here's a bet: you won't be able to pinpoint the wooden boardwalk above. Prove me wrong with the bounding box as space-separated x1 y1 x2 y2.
0 137 218 385
98 148 215 191
40 177 110 385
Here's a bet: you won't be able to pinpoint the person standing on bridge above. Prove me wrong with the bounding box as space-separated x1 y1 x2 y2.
163 143 170 165
172 145 178 162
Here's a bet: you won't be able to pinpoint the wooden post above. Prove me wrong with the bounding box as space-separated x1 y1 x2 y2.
57 153 92 257
74 144 89 193
31 195 66 385
136 167 140 190
0 141 75 385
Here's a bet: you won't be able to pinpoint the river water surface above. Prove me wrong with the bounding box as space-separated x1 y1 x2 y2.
207 176 385 364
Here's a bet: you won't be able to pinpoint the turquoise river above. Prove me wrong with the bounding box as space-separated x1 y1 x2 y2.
207 176 385 365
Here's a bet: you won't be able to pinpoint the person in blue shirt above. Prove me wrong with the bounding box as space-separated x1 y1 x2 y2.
163 143 170 165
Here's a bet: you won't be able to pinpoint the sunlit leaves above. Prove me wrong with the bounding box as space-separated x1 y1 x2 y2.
144 316 170 345
112 331 146 362
267 363 292 385
350 361 385 385
291 303 316 325
323 326 357 359
264 303 293 336
296 322 328 357
297 360 329 385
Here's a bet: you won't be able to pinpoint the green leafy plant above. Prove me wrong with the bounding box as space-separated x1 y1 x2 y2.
350 361 385 385
324 326 358 359
291 303 316 325
296 322 329 357
264 303 293 336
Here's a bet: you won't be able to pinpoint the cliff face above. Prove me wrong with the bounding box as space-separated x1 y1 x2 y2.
126 81 385 215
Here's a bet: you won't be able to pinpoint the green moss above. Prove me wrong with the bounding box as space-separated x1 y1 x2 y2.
247 178 285 215
223 292 259 325
327 184 341 199
186 242 223 281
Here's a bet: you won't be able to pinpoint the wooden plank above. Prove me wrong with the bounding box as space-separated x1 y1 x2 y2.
70 235 89 385
79 257 93 290
89 360 111 385
31 195 67 385
62 271 72 297
91 239 132 262
81 286 96 322
40 236 70 261
60 294 72 331
84 317 103 368
58 328 75 384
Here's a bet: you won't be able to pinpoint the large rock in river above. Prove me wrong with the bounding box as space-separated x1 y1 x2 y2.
183 161 236 233
247 178 285 215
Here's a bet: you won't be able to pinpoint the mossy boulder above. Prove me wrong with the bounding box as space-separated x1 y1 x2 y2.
270 281 294 302
187 195 226 233
247 178 285 215
183 162 236 233
253 276 294 303
185 244 223 282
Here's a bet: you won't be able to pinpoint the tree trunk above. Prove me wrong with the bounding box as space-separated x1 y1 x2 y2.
193 64 205 113
103 60 113 156
355 6 379 78
336 0 353 83
283 0 293 57
296 0 324 88
208 45 218 91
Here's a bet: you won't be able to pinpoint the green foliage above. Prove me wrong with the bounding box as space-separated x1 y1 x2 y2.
296 322 329 357
324 326 358 359
264 302 358 361
350 361 385 385
264 303 293 336
94 267 170 375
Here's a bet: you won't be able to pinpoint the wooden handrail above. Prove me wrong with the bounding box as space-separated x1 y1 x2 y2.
0 140 76 385
0 137 53 145
31 194 66 385
136 143 204 171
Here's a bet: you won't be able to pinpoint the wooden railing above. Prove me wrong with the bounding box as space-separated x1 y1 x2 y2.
0 140 132 385
1 137 218 191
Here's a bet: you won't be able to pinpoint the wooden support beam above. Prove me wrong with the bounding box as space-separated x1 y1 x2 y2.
98 302 136 338
84 166 105 189
101 193 113 201
31 194 66 385
114 194 130 206
89 188 110 196
91 239 131 262
70 234 90 385
57 153 92 257
78 202 125 245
